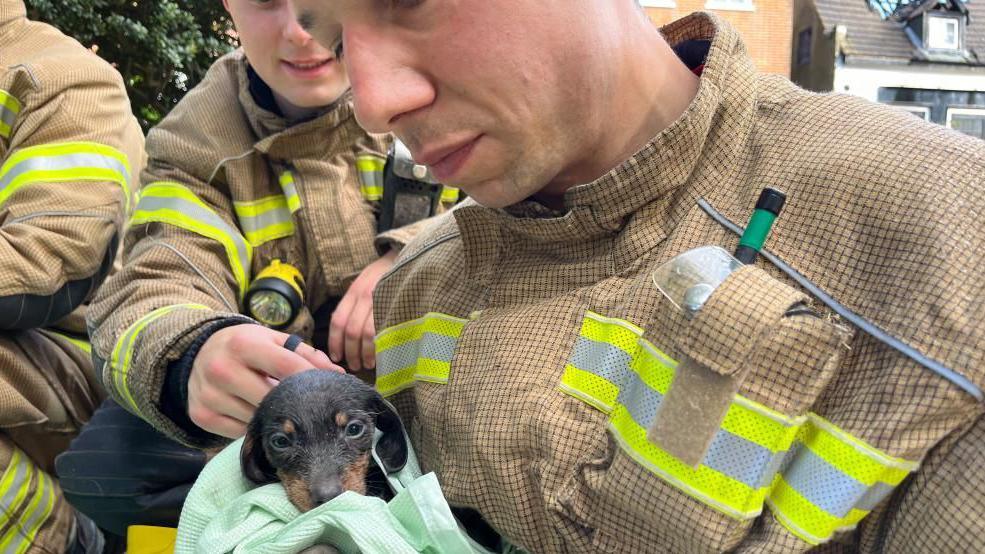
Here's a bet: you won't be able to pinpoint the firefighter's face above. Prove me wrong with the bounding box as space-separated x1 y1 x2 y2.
224 0 349 110
290 0 624 208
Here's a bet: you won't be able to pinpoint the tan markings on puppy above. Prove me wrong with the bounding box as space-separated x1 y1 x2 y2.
334 412 348 427
341 452 370 495
278 470 314 512
282 420 295 434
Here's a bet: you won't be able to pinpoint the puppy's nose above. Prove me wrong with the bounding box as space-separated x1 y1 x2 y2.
310 481 344 507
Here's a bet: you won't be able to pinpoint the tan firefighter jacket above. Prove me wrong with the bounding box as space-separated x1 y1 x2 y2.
372 13 985 553
0 0 142 335
87 50 456 446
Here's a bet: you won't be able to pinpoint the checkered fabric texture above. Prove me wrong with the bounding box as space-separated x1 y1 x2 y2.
0 331 102 554
86 49 458 447
374 11 985 553
1 2 143 551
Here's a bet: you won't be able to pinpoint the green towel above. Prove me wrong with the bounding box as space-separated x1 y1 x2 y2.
176 432 495 554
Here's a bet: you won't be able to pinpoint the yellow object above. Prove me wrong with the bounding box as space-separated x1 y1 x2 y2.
245 259 305 329
127 525 177 554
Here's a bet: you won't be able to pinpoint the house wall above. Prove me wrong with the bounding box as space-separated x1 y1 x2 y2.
835 63 985 131
790 0 836 91
834 63 985 101
642 0 793 76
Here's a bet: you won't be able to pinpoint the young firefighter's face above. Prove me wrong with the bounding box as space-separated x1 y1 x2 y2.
224 0 349 109
290 0 622 208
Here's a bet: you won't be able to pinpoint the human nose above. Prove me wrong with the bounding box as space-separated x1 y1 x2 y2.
343 27 435 133
283 6 314 47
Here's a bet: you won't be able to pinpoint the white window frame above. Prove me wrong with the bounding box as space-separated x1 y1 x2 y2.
704 0 756 12
639 0 677 7
892 104 931 121
945 106 985 128
925 14 962 51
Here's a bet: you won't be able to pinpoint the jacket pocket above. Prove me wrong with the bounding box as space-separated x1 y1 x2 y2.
549 265 867 552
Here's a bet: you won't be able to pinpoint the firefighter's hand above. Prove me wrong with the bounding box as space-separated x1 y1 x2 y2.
330 249 398 371
188 324 342 438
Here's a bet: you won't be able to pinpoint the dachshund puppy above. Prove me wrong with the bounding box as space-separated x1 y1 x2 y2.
241 370 408 512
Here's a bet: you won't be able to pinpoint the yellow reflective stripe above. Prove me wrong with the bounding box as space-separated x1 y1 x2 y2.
0 449 48 553
131 182 252 298
375 312 467 396
631 341 675 395
110 304 210 414
610 405 768 519
561 311 918 544
580 311 642 357
45 330 92 355
766 414 919 544
233 194 296 246
721 399 803 453
0 141 133 212
440 185 460 203
0 89 20 139
278 171 301 213
356 155 385 201
375 312 466 352
560 365 619 413
802 414 917 485
13 471 55 554
766 476 834 545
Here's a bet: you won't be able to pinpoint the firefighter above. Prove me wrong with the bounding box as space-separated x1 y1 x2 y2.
292 0 985 551
54 0 457 539
0 0 144 552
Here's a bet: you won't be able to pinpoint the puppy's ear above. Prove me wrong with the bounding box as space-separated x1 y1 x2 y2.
372 394 408 473
241 419 277 484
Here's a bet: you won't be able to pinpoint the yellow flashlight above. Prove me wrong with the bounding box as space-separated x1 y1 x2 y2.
245 259 304 329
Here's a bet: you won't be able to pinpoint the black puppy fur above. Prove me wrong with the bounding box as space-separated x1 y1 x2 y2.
241 370 408 512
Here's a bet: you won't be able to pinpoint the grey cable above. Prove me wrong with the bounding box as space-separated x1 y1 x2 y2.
697 198 982 402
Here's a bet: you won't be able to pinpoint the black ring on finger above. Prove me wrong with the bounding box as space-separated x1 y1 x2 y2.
283 334 303 352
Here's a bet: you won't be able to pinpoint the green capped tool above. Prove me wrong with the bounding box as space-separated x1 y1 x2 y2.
734 187 786 265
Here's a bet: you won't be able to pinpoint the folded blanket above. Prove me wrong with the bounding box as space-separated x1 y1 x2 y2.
176 433 494 554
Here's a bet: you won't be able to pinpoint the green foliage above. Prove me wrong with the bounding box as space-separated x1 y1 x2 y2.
25 0 237 131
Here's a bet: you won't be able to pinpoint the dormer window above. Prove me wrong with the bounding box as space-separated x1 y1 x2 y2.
925 14 962 51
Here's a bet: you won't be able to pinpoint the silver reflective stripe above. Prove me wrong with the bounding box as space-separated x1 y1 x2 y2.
135 195 250 282
781 444 869 517
0 105 17 136
0 152 130 193
0 450 29 509
17 471 53 542
377 332 457 378
571 335 784 489
853 480 896 512
236 204 292 235
570 337 632 385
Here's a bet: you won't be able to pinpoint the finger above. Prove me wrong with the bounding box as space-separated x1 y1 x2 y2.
203 413 248 440
217 393 256 424
279 332 343 373
215 366 277 407
247 338 327 381
188 400 249 439
328 301 352 364
362 311 376 369
344 299 371 371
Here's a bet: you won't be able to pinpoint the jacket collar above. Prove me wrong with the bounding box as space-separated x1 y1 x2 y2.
1 0 25 31
456 12 758 248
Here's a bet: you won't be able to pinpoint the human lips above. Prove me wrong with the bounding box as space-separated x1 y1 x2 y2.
281 57 334 77
415 137 480 181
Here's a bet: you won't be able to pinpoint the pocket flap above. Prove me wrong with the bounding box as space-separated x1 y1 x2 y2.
677 265 808 379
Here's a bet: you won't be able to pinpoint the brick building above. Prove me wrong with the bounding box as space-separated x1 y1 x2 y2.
642 0 793 75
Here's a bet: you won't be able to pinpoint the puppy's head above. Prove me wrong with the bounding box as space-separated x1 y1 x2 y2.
240 370 407 512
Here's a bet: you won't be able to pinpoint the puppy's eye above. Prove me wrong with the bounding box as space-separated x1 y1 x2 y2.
345 421 365 438
269 432 293 450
